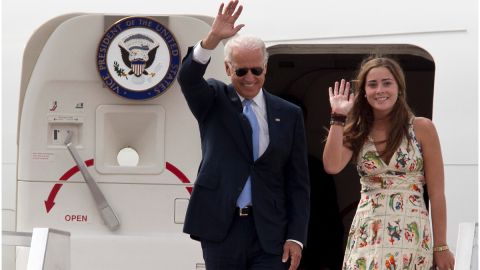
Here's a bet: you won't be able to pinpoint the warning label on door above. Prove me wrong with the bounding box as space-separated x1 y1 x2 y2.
32 152 55 161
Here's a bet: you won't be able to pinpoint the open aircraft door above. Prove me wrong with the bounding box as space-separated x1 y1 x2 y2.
16 14 226 269
263 44 435 269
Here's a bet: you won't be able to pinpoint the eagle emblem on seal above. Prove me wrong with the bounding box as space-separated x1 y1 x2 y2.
118 33 159 77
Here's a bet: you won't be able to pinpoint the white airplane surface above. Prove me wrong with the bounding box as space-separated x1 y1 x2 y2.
2 0 478 269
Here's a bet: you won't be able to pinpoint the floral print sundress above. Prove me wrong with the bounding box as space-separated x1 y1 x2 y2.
343 119 433 270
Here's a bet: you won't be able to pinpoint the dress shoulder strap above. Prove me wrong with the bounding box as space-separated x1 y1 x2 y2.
408 117 423 153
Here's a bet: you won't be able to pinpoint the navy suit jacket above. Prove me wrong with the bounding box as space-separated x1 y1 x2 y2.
178 48 310 255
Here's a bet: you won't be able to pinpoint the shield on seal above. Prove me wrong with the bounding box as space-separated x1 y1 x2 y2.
131 60 146 76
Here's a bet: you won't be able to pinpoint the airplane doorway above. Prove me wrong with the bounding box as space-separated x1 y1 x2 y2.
264 44 435 270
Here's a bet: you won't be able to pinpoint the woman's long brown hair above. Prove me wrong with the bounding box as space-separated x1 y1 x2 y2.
344 56 414 163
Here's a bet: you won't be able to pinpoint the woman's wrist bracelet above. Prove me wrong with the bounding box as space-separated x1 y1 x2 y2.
432 245 449 252
330 113 347 126
330 120 345 126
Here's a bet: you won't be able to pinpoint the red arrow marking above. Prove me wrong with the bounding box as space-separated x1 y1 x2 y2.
44 183 61 213
166 162 193 194
59 159 94 180
45 160 192 213
44 159 94 213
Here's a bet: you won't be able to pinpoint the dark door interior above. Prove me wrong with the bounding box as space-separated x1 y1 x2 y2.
264 44 435 270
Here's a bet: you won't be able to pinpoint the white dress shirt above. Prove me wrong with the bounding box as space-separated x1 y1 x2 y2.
193 41 212 64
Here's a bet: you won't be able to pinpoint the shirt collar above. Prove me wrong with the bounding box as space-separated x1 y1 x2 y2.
238 89 265 110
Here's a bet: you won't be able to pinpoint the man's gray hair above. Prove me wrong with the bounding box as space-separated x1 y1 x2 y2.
224 35 269 64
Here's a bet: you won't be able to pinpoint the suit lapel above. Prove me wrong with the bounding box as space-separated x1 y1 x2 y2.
219 85 252 160
260 90 280 159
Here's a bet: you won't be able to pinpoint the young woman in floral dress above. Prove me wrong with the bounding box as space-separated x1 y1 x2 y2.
323 56 455 270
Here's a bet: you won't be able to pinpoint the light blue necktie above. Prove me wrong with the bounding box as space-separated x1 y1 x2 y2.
237 99 259 208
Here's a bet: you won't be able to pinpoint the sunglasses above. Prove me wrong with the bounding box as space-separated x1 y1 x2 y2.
234 67 264 77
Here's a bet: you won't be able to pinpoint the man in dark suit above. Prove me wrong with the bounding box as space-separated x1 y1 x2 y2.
178 1 310 269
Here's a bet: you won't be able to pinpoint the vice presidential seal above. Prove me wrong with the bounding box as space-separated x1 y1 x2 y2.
97 17 180 100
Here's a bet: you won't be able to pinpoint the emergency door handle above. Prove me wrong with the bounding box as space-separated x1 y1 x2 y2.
64 131 120 231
